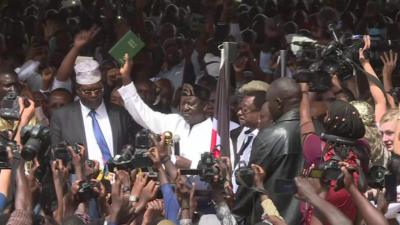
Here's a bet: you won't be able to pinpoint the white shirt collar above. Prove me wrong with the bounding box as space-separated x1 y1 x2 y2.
80 100 107 118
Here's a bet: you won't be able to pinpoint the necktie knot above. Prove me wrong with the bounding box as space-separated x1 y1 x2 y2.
89 110 96 118
244 128 254 135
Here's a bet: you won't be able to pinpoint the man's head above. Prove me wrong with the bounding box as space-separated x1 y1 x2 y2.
74 59 104 110
379 110 399 152
48 88 73 113
0 70 20 99
163 38 182 68
179 83 210 126
266 77 301 121
135 79 156 106
259 101 273 129
237 91 266 128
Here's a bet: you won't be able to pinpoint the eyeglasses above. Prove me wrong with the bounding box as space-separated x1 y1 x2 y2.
239 107 258 115
79 87 104 96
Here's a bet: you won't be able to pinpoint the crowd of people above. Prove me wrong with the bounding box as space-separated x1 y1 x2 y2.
1 0 400 224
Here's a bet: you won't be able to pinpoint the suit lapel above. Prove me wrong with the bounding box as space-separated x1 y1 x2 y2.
73 102 88 157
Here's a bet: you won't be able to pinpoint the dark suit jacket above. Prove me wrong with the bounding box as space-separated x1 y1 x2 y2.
232 109 304 225
50 101 139 157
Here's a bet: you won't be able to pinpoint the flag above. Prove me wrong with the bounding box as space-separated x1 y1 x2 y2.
210 42 237 158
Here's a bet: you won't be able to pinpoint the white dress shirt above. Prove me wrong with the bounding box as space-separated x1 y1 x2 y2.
118 82 213 168
80 101 114 168
232 127 258 193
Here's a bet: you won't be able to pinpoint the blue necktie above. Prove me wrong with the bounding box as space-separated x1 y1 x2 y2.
89 110 112 162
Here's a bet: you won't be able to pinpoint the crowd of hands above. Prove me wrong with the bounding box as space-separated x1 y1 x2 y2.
2 124 391 225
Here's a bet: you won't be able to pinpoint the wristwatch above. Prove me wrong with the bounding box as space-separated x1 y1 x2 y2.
129 195 139 203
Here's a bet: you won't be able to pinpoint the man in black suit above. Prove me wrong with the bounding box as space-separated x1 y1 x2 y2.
50 59 138 166
233 78 304 225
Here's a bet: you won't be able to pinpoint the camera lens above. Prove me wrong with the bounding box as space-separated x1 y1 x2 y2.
21 138 41 160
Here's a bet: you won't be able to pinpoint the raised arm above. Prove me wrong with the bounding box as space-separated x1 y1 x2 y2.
118 54 180 134
55 25 100 82
299 83 315 143
359 35 387 124
380 50 397 109
340 164 389 225
295 177 352 225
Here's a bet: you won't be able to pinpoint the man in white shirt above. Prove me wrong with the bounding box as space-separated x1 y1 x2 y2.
50 59 137 168
118 57 213 168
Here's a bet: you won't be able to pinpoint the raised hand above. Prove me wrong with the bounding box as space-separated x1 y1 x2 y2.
73 25 101 49
119 53 133 85
380 50 398 77
359 35 371 64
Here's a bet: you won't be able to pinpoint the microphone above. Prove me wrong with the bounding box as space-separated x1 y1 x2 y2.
173 135 180 156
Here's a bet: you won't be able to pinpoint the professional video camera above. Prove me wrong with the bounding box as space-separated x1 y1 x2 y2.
180 152 223 184
20 125 50 161
0 91 20 121
51 141 81 164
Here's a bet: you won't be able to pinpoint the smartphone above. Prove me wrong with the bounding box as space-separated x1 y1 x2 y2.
274 179 297 195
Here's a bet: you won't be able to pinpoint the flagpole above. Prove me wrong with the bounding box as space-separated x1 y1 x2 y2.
280 49 287 77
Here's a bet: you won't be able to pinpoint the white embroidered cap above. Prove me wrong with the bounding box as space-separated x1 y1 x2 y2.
74 59 102 85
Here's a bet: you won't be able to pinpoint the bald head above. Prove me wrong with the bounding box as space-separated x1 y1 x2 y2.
267 77 301 101
267 78 301 121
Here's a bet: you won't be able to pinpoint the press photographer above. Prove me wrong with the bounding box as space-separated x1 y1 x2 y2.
300 79 370 223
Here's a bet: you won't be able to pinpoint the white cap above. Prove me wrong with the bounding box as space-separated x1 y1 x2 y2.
74 59 102 85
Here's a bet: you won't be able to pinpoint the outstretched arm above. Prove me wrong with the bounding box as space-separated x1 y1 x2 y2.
55 26 100 81
118 54 181 134
359 35 387 124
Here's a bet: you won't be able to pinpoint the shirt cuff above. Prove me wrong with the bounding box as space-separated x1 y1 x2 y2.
118 82 138 101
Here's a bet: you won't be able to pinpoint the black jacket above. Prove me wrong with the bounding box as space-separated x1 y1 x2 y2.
50 101 140 158
232 108 304 224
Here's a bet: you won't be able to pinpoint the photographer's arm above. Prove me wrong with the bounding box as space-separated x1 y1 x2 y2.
0 169 11 212
6 160 33 225
299 83 315 143
359 35 387 123
51 160 68 224
381 50 397 109
340 165 389 225
14 98 35 146
295 177 352 225
56 26 100 82
149 146 180 224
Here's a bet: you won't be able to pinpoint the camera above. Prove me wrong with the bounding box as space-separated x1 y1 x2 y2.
21 125 50 160
180 152 222 184
0 91 20 120
77 180 98 202
51 141 81 164
108 144 153 171
367 165 387 189
234 161 254 187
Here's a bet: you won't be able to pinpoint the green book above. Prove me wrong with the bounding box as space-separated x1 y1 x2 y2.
108 31 145 65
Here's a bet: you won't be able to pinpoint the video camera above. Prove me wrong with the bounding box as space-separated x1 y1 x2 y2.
180 152 223 184
108 129 159 171
21 125 50 161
